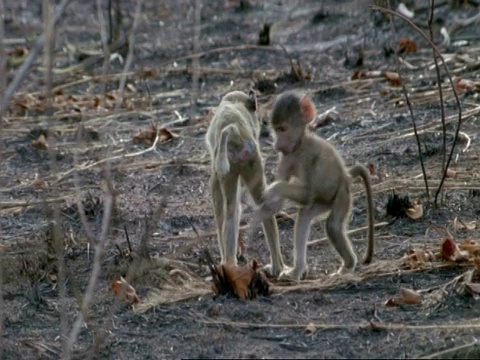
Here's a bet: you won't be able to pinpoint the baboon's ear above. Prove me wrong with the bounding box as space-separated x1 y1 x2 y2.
247 88 258 112
300 95 316 124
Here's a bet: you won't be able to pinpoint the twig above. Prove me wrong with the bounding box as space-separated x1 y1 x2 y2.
307 221 390 246
65 175 115 357
51 132 161 186
198 317 480 331
189 0 202 121
0 0 72 114
115 0 143 109
383 1 430 201
96 0 112 108
428 0 447 178
0 0 5 157
420 339 479 359
370 4 463 207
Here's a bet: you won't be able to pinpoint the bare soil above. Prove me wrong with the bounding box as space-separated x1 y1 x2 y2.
1 0 480 359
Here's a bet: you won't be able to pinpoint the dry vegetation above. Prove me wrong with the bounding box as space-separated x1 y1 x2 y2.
1 0 480 358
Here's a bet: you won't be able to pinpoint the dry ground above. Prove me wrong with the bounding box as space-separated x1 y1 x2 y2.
1 0 480 358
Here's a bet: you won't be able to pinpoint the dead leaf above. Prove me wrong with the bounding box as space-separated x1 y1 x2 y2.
209 258 270 300
112 276 140 304
132 122 157 146
403 248 435 269
445 168 457 178
31 134 48 150
222 261 256 300
454 78 479 92
398 37 418 54
459 240 480 256
465 282 480 295
441 237 469 262
406 200 423 220
453 217 476 231
305 322 316 334
384 71 402 87
158 127 179 142
385 288 422 306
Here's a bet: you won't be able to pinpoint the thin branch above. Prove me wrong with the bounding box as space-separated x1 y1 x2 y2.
115 0 143 109
189 0 202 121
385 1 430 200
64 176 115 358
0 0 72 114
428 0 447 184
0 0 6 157
370 4 463 206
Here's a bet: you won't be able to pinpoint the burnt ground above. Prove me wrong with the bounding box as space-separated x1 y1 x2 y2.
1 0 480 358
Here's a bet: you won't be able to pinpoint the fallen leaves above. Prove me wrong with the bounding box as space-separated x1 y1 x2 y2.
112 276 140 304
441 237 469 262
208 256 270 300
132 123 179 147
453 217 476 232
454 78 480 93
403 248 435 269
406 200 423 220
384 71 402 87
385 288 422 307
31 134 48 150
398 37 418 54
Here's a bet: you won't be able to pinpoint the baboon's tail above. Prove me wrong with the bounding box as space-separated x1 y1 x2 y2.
349 164 375 264
215 124 239 176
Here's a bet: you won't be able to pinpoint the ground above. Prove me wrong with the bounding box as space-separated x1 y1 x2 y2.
1 0 480 358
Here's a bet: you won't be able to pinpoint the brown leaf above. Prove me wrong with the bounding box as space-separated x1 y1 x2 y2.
31 134 48 150
222 261 256 300
441 237 469 262
453 217 476 232
454 78 478 92
403 248 435 269
445 168 457 178
465 282 480 295
305 322 316 334
112 276 140 304
398 37 418 54
406 200 423 220
158 127 179 142
384 71 402 87
385 288 422 306
132 122 157 146
459 240 480 256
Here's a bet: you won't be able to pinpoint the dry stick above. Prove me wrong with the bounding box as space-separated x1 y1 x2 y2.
190 0 201 121
370 5 462 206
420 339 480 359
65 176 115 358
307 221 390 246
0 0 5 158
40 0 69 355
157 44 284 68
384 2 430 201
428 0 447 177
0 0 71 113
197 317 480 331
96 0 112 108
51 132 162 186
115 0 143 110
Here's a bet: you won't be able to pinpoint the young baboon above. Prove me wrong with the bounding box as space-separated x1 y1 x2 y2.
261 91 375 281
205 89 286 276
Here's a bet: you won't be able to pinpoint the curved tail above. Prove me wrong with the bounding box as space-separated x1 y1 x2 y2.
215 124 238 176
349 164 374 264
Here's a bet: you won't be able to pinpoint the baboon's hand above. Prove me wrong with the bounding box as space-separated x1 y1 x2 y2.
262 181 283 214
